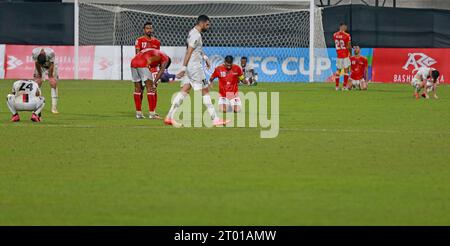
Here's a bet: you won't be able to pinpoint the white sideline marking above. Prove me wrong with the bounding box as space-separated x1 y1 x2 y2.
2 124 450 135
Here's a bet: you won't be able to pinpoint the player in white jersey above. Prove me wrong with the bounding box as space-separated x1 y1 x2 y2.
240 56 257 86
6 80 45 122
411 67 440 99
32 47 59 114
164 15 229 127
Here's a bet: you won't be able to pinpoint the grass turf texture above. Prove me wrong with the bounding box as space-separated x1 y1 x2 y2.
0 80 449 225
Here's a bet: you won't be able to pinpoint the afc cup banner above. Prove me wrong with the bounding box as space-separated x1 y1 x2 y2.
203 47 335 82
4 45 95 80
372 48 449 84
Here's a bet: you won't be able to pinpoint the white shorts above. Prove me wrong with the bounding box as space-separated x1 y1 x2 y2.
218 97 241 107
411 78 422 89
34 64 58 79
8 95 45 111
181 66 207 91
336 57 351 70
350 79 363 87
131 67 152 83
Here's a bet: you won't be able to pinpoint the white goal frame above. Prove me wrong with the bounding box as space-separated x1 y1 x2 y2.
73 0 317 82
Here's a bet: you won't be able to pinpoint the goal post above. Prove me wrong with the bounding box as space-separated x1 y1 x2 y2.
74 0 331 82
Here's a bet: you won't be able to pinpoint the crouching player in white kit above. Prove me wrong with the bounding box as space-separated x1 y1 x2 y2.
32 47 59 114
411 67 440 99
165 15 229 127
6 80 45 122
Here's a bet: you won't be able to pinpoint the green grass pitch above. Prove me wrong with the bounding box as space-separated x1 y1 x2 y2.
0 79 449 225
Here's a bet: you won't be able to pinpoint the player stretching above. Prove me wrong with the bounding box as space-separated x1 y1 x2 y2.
6 80 45 122
32 47 58 113
348 45 368 90
134 21 161 118
411 67 440 99
165 15 229 127
240 56 257 86
131 48 171 118
210 56 246 113
333 23 352 91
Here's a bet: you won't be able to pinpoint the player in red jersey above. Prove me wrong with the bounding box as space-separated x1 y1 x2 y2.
348 45 369 90
209 56 246 113
333 23 352 91
130 48 171 119
134 21 161 119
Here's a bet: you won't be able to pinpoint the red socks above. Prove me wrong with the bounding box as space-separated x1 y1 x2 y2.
133 92 142 111
343 74 349 88
335 76 340 87
147 92 157 112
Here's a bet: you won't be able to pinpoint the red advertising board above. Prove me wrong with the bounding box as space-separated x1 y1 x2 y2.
4 45 95 79
372 48 449 84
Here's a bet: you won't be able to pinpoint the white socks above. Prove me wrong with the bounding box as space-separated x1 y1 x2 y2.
51 87 58 108
6 95 17 115
203 95 218 121
167 92 186 119
34 98 45 115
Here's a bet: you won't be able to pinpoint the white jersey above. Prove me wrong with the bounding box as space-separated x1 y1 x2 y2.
186 27 204 67
242 63 254 79
11 80 41 103
32 47 55 68
414 67 433 81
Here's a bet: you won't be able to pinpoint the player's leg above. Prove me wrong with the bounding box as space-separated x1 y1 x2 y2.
230 97 242 113
48 65 59 114
31 97 45 122
411 78 422 99
218 97 229 113
131 67 145 119
342 58 350 91
33 67 43 87
144 77 160 119
165 82 190 127
347 79 354 90
335 59 342 91
202 87 230 126
361 80 368 90
146 71 159 119
6 94 20 122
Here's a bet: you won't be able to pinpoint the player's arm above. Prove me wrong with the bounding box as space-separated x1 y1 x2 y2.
364 61 369 82
153 60 170 86
176 46 195 78
347 41 352 57
48 63 55 78
135 39 141 54
209 69 219 87
35 62 43 78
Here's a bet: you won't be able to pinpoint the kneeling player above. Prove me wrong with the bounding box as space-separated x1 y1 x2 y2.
210 56 246 113
6 80 45 122
348 45 368 90
411 67 439 99
131 48 171 119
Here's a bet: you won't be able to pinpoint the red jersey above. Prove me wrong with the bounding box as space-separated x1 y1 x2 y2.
211 64 243 98
333 31 351 58
350 55 368 80
135 36 160 51
131 49 169 68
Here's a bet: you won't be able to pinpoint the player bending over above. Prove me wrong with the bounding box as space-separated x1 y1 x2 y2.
347 45 368 90
333 23 352 91
210 56 246 113
6 80 45 122
32 47 58 114
240 56 257 86
411 67 440 99
165 15 229 127
131 48 171 119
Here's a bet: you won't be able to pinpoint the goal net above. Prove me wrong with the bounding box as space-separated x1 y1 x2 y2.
76 0 332 82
